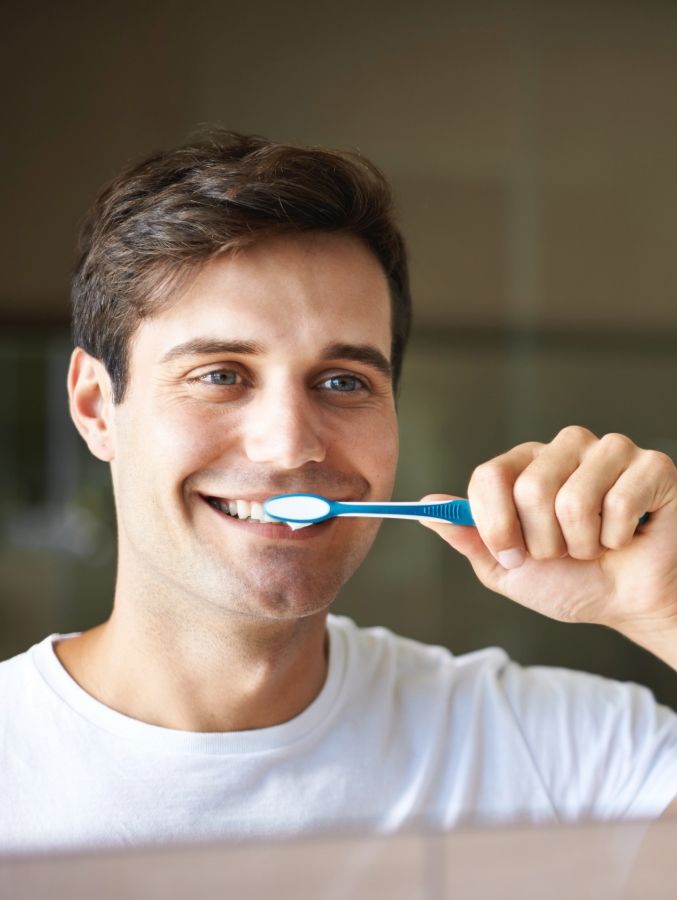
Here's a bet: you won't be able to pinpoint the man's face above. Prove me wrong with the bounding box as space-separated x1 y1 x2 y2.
108 232 399 620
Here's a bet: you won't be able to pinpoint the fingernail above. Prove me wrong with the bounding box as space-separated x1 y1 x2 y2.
497 548 525 569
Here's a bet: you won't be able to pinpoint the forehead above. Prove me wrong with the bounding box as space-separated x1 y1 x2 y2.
134 232 392 361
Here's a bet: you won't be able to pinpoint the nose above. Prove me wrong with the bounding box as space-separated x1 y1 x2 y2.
243 381 326 469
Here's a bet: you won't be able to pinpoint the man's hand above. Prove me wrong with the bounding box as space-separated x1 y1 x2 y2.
420 426 677 668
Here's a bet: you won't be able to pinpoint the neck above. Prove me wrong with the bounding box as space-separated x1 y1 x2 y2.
55 597 330 733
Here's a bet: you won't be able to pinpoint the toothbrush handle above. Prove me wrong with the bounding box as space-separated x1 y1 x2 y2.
336 500 475 527
420 499 475 526
335 501 645 530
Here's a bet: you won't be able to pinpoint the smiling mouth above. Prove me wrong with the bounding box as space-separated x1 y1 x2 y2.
201 494 329 538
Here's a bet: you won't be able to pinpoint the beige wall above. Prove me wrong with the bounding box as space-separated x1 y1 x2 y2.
3 0 677 333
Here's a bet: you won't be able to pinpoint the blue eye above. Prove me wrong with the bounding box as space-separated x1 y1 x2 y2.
202 370 240 386
322 374 364 392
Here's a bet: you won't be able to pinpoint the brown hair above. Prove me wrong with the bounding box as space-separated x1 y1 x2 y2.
71 129 412 403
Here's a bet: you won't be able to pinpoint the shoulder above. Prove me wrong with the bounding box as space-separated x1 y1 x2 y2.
495 660 677 778
0 634 65 704
0 642 35 684
327 614 677 730
496 659 676 729
327 613 511 698
0 642 41 731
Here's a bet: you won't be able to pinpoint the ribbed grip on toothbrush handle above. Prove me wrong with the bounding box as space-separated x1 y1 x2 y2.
424 500 475 527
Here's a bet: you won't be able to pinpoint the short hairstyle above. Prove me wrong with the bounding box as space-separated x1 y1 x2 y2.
71 129 412 403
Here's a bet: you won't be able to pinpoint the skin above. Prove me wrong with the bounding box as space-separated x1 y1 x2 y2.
420 432 677 669
62 230 677 809
61 232 398 731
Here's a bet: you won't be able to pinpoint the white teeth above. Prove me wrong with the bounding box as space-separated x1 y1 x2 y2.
208 497 277 524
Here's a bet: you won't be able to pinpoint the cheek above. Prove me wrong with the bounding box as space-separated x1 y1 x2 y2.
118 402 233 487
163 408 238 484
346 412 398 495
379 425 399 493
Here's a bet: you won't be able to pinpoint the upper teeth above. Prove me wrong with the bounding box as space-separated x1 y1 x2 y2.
209 497 276 523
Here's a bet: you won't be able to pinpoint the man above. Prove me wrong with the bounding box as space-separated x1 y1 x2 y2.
2 131 676 853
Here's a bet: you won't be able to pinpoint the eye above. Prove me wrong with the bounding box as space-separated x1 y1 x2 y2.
198 369 242 386
318 374 367 393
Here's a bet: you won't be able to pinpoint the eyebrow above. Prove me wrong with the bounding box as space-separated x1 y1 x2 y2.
321 342 392 380
159 337 392 380
159 339 265 364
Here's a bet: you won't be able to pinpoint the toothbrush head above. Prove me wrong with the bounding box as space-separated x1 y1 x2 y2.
264 493 334 525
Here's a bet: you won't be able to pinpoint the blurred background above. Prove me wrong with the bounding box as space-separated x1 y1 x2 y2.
1 0 676 707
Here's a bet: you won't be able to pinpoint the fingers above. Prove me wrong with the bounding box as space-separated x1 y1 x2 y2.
465 427 673 570
514 428 598 560
418 493 508 585
554 432 635 557
600 449 674 548
467 441 542 569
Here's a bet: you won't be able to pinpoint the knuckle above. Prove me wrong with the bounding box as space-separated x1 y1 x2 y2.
603 490 635 519
570 545 604 561
516 440 545 456
528 543 563 562
481 519 517 551
513 474 550 508
644 449 675 475
601 531 632 551
469 460 506 492
556 424 595 445
599 432 634 454
555 488 592 525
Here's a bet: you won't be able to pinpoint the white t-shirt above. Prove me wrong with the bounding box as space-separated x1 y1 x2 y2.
1 614 676 854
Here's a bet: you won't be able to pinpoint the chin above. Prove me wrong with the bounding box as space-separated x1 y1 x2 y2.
172 518 382 621
240 594 333 622
188 548 364 621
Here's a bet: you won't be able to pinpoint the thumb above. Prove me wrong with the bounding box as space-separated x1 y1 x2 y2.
418 493 502 577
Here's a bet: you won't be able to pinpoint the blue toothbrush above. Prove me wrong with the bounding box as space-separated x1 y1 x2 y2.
263 493 476 528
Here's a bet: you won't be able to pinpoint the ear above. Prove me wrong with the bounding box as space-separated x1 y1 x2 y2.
67 348 116 462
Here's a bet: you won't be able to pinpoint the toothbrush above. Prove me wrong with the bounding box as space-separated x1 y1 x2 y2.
263 494 650 531
263 493 476 528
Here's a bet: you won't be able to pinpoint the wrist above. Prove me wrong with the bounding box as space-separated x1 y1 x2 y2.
615 616 677 672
